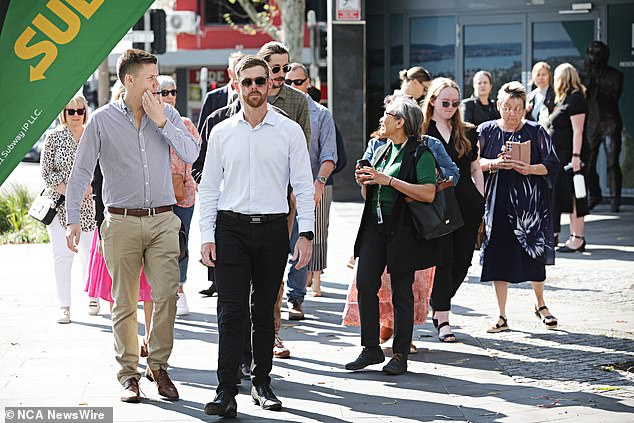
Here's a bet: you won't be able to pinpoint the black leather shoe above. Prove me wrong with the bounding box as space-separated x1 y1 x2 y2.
344 347 385 371
204 390 237 418
238 363 251 380
382 353 408 375
199 282 217 297
251 384 282 411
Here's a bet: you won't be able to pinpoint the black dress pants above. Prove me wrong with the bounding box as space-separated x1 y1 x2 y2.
214 213 289 396
356 220 415 356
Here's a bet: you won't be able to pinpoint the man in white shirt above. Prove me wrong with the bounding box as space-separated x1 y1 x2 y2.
199 55 314 417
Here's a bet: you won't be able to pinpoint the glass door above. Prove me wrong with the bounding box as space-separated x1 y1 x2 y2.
458 14 525 100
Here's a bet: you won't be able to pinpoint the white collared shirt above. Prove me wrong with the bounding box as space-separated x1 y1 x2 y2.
199 105 315 244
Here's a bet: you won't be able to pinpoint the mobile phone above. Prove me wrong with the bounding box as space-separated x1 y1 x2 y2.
356 159 372 168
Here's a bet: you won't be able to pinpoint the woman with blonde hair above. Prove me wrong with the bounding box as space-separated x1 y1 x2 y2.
41 94 96 323
526 62 556 125
421 77 484 342
547 63 590 252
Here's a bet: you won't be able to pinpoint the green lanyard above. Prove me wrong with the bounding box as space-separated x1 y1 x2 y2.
376 141 406 223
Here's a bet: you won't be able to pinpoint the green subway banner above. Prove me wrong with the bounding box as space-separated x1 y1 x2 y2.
0 0 153 186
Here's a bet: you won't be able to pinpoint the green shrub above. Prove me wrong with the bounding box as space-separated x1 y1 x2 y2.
0 184 49 244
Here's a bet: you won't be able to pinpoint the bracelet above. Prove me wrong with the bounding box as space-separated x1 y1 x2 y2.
572 153 581 157
388 177 394 187
488 162 496 173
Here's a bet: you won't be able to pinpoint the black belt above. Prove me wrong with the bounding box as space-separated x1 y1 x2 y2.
107 206 172 217
219 210 287 224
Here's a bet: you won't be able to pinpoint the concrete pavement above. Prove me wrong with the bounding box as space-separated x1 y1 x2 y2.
0 200 632 422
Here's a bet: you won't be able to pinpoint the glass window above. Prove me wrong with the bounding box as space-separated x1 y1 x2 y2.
390 14 404 92
367 14 385 136
410 16 456 80
532 21 594 78
463 23 522 99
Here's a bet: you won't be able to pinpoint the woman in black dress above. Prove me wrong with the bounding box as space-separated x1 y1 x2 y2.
479 81 560 332
461 70 501 126
547 63 590 253
421 78 485 342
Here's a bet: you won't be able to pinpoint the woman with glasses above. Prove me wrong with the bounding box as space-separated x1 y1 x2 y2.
478 81 560 333
157 75 200 316
461 70 501 126
547 63 590 253
41 94 96 323
345 96 439 375
421 78 485 342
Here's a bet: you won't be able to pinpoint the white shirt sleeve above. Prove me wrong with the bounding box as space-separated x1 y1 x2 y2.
288 124 315 233
198 127 223 244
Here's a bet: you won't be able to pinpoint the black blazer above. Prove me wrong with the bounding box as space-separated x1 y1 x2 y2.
526 86 555 121
461 96 500 126
353 137 439 273
196 85 231 133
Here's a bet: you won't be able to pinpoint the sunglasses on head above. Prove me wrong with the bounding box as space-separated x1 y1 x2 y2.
285 78 307 86
440 100 461 108
160 89 177 97
240 77 268 87
65 108 85 116
270 64 292 74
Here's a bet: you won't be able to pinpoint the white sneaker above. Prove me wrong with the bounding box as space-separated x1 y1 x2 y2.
57 307 70 324
176 292 189 316
88 298 100 315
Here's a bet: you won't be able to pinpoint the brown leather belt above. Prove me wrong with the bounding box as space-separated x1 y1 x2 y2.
107 206 173 217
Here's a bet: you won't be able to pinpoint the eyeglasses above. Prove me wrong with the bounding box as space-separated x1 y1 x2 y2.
270 64 291 74
440 100 461 108
160 89 177 97
240 77 268 87
285 78 308 86
385 111 401 119
501 106 523 114
65 108 85 116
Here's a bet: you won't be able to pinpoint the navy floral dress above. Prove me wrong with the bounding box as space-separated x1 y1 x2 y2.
478 120 559 283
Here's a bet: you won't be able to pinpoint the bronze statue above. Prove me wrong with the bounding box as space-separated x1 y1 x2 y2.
582 41 624 212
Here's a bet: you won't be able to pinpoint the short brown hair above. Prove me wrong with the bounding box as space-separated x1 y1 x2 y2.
399 66 431 84
235 55 270 80
117 49 157 83
257 41 290 62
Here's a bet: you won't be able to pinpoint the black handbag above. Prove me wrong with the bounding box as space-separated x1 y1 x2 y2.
28 190 64 225
405 145 464 240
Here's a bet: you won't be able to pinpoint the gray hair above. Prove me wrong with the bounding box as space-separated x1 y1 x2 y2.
497 81 527 107
386 95 423 137
158 75 176 90
289 62 309 79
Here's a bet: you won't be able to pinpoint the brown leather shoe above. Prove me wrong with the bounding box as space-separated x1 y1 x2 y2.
288 299 304 320
146 367 179 400
120 378 140 403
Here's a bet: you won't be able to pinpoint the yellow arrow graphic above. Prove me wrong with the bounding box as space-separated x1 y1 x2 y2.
32 0 81 45
14 27 58 82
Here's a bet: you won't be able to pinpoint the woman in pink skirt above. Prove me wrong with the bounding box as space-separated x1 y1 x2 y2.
343 261 435 354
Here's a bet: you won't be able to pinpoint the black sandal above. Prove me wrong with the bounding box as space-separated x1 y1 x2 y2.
557 234 586 253
534 305 558 329
437 321 457 342
487 315 509 333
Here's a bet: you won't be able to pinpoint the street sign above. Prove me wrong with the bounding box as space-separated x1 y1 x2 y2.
122 30 154 43
336 0 360 21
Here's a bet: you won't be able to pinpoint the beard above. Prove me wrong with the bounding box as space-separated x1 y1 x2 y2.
244 92 267 108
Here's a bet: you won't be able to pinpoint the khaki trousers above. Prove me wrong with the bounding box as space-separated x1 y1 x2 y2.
101 211 181 384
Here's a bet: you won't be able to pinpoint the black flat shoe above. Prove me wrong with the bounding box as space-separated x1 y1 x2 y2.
382 353 407 375
251 384 282 411
204 390 237 418
344 347 385 371
557 235 586 253
199 283 218 297
534 305 558 329
437 321 457 343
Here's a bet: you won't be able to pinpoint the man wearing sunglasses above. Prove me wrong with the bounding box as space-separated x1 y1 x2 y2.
256 41 312 359
199 55 314 417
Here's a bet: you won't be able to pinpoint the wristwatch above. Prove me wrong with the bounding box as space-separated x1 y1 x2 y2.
299 231 314 241
316 175 327 184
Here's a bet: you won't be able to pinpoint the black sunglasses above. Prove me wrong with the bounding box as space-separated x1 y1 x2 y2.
65 108 85 116
240 77 268 87
160 89 177 97
270 64 292 74
441 100 461 108
285 78 308 86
